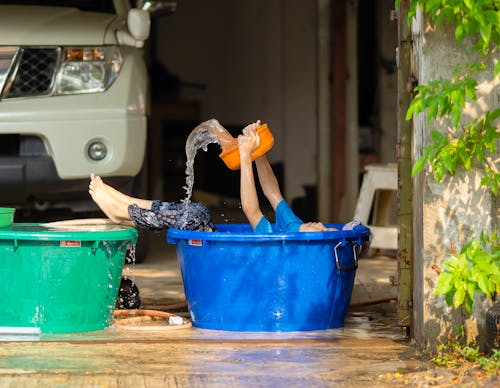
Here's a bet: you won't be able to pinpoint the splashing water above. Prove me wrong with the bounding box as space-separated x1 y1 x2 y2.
182 119 235 204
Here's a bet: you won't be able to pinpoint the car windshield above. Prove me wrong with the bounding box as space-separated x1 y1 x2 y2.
0 0 116 13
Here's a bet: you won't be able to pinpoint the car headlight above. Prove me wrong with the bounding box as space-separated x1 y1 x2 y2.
54 46 123 95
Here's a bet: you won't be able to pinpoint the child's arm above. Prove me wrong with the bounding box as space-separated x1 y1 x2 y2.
238 124 263 229
254 155 284 211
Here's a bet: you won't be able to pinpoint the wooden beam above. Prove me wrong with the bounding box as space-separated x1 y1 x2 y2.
396 0 414 329
330 0 347 221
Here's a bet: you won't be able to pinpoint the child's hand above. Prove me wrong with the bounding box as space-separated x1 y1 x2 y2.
238 125 260 158
242 120 261 136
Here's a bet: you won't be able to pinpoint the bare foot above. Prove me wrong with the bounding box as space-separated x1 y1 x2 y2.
89 174 130 223
90 173 153 210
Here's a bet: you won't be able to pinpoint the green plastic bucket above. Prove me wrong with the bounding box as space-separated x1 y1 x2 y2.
0 223 137 334
0 207 15 228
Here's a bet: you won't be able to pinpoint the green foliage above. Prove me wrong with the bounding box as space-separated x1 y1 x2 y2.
435 232 500 313
411 107 500 194
406 64 484 126
431 327 500 375
400 1 499 194
397 0 500 54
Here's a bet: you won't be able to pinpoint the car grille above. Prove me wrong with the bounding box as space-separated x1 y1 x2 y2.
0 47 60 99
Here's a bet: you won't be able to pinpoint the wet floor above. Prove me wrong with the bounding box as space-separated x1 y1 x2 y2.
0 302 406 343
0 340 426 387
0 302 429 387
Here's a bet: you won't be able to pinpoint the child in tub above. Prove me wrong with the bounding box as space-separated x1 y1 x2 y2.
238 121 341 233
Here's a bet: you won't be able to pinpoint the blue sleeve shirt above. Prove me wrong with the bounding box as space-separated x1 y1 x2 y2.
253 200 303 233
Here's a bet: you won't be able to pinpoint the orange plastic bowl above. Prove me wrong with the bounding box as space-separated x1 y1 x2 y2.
219 124 274 170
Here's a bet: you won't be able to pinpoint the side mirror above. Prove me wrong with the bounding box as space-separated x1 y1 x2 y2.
116 8 150 48
128 9 150 41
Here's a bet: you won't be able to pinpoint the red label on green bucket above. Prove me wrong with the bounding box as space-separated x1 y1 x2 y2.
60 240 82 247
188 239 203 246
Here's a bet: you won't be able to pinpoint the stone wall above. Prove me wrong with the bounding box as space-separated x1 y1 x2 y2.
411 9 499 350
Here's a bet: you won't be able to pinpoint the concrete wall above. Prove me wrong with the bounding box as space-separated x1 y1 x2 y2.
411 10 499 350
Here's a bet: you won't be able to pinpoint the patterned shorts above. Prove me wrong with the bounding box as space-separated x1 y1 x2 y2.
128 200 216 232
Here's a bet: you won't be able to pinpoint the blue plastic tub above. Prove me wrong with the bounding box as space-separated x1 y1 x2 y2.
167 223 370 331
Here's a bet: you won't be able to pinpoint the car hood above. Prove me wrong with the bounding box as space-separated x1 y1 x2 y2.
0 6 120 46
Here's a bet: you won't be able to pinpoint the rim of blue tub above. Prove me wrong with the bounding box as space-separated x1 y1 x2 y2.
0 223 138 242
168 223 371 243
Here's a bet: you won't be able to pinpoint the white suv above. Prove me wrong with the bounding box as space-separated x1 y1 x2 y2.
0 0 173 211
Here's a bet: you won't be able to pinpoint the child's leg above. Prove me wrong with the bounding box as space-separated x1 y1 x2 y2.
89 175 215 231
91 174 153 209
128 201 215 232
254 155 284 211
89 175 148 224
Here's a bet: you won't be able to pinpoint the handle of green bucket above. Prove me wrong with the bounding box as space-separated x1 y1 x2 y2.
334 241 358 272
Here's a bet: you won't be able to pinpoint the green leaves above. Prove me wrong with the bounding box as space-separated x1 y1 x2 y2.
431 337 500 373
407 72 478 127
410 114 500 194
411 154 428 177
435 232 500 314
401 0 500 53
408 62 499 194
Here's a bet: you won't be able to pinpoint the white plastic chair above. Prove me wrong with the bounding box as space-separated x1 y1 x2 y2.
354 163 398 250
